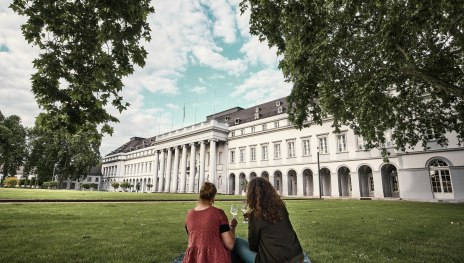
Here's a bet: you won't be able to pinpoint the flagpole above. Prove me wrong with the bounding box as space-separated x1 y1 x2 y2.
194 97 198 124
182 103 185 128
158 113 161 135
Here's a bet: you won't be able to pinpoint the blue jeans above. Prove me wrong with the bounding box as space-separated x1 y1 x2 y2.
232 237 256 263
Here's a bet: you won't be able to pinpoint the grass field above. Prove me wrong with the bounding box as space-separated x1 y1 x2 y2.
1 188 464 262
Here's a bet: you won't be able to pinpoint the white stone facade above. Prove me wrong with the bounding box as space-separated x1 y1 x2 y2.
101 98 464 202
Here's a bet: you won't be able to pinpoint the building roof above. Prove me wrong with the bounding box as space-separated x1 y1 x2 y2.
106 96 289 156
88 165 103 176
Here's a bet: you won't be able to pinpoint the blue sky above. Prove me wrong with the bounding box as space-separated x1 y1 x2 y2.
0 0 292 155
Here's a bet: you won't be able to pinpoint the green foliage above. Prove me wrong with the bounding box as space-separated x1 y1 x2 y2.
119 182 130 190
111 182 120 190
0 111 27 182
43 181 59 189
80 183 90 190
241 0 464 152
89 183 98 189
24 125 100 183
2 176 19 188
9 0 155 138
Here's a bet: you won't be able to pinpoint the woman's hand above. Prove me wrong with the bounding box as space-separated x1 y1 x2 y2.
230 218 238 228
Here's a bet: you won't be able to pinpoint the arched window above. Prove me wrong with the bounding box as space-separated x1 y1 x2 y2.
429 158 453 194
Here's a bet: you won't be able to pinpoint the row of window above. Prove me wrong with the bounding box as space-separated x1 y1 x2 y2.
229 134 350 163
230 120 285 137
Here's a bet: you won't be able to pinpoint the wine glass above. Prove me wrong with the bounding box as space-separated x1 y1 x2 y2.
230 204 238 219
241 201 248 224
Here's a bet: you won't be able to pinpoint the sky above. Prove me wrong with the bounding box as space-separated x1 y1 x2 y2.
0 0 292 156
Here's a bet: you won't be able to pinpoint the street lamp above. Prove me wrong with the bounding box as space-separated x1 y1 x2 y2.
317 147 322 199
52 163 58 182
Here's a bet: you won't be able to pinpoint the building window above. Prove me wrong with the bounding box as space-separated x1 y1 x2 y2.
241 129 245 135
318 136 328 154
357 135 365 151
337 133 347 152
288 141 296 158
303 139 310 156
231 131 235 137
230 150 235 163
87 177 92 182
274 121 279 128
429 158 453 193
427 128 438 140
369 173 374 192
274 143 281 159
262 145 268 160
240 149 245 163
254 112 259 120
262 124 267 131
277 106 283 113
218 152 222 165
95 177 99 182
251 126 255 133
250 147 256 161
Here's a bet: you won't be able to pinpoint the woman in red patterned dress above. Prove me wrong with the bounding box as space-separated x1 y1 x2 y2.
184 182 237 263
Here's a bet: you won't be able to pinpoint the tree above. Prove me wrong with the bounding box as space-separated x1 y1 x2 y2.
2 177 19 188
10 0 155 155
111 182 120 191
0 111 27 184
241 0 464 153
24 122 100 188
120 182 130 191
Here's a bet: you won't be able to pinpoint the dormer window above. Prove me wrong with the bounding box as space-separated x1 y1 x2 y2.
255 107 260 113
235 118 240 124
277 106 283 114
276 101 281 106
254 112 259 120
225 116 230 121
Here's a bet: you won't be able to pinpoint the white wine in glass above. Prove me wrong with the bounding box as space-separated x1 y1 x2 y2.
241 202 248 224
230 204 238 219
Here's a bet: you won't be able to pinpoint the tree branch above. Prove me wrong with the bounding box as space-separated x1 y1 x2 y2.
404 67 464 98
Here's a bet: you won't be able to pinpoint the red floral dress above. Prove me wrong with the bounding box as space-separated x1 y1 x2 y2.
184 206 231 263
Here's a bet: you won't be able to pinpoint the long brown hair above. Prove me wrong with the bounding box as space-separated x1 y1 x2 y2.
246 177 285 223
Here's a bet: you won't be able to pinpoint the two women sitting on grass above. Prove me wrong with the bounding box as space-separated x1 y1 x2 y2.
183 178 304 263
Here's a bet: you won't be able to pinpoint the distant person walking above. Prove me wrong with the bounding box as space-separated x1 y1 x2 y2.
183 182 237 263
233 177 304 263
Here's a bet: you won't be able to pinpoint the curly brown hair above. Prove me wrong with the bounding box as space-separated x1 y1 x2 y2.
246 177 285 223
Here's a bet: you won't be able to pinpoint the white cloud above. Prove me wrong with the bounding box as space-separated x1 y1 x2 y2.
192 46 246 75
231 68 293 104
240 36 279 67
166 103 179 110
201 0 237 43
190 86 207 94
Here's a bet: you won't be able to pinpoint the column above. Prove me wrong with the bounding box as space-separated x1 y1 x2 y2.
373 171 383 198
297 172 304 197
235 175 241 195
199 141 206 188
164 148 173 192
314 172 321 198
208 140 217 185
171 146 180 193
331 172 339 197
282 172 289 196
152 151 159 192
157 150 165 192
179 145 188 193
188 143 197 193
350 171 361 198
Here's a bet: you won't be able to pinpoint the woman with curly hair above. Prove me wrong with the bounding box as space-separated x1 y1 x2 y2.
232 177 304 263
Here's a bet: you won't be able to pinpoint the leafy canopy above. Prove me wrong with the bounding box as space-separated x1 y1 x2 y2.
241 0 464 152
10 0 155 145
0 111 27 181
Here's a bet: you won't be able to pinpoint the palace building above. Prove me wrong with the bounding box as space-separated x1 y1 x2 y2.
101 97 464 202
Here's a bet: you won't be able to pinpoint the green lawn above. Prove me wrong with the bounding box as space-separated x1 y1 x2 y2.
1 189 463 262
